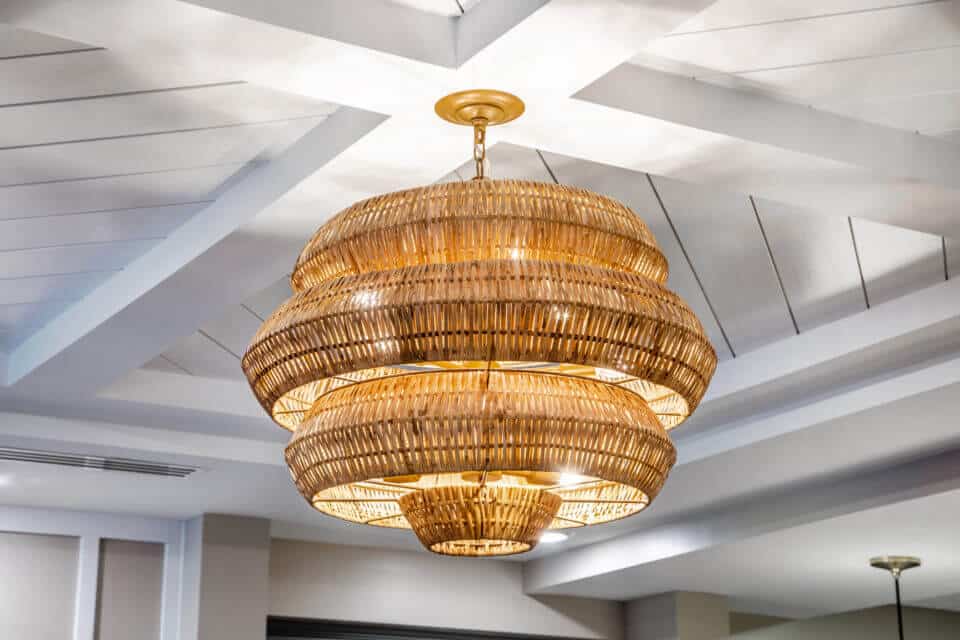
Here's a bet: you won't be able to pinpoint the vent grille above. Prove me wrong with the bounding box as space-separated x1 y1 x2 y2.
0 447 198 478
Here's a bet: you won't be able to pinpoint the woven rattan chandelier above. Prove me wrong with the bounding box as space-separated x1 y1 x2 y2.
242 90 717 557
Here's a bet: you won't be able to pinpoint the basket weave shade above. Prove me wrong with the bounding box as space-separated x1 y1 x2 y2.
245 259 715 431
286 370 676 540
290 180 669 292
242 177 717 556
399 485 562 556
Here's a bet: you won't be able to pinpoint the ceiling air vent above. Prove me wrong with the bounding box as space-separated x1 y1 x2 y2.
0 447 198 478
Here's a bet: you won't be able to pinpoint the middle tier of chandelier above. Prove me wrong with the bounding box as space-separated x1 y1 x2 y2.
242 90 717 557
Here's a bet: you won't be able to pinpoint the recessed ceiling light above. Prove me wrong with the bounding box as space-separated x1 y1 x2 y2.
539 532 568 544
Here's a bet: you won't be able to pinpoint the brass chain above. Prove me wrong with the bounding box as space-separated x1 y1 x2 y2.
472 120 487 180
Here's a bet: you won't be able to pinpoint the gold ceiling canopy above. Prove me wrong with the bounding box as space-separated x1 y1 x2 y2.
242 90 717 556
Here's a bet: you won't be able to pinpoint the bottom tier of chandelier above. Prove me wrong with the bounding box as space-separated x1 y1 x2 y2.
284 368 679 556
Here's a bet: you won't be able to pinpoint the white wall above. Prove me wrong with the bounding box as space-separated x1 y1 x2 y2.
0 505 183 640
96 539 164 640
0 531 79 640
728 613 790 635
269 539 624 640
625 592 730 640
734 605 960 639
189 514 271 640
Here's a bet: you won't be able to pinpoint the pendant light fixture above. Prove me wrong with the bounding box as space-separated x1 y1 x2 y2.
871 555 921 639
242 90 717 556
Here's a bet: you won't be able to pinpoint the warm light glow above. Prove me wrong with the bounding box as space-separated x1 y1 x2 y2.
242 91 717 557
558 472 591 486
539 532 568 544
352 290 379 307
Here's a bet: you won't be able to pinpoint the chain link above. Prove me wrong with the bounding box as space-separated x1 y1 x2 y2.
473 121 487 180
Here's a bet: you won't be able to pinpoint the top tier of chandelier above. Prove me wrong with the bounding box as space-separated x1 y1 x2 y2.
242 90 717 557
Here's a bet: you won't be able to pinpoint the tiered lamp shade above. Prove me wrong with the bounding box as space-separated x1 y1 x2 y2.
242 179 717 556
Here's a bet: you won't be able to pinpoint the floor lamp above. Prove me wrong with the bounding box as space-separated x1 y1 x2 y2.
870 556 921 640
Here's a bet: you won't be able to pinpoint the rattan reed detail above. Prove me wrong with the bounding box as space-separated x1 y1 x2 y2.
399 485 562 556
245 260 716 431
309 478 652 532
291 180 668 292
242 175 717 556
286 370 676 538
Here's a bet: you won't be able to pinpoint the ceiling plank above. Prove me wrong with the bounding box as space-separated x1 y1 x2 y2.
537 150 736 360
184 0 459 67
649 0 960 73
0 83 332 148
0 120 319 186
525 441 960 596
752 198 865 331
0 164 243 220
0 24 91 58
0 272 113 306
671 0 931 34
0 204 202 250
577 63 960 201
700 275 960 419
852 217 946 306
0 50 229 106
6 107 386 393
0 241 156 280
648 175 797 354
161 331 242 380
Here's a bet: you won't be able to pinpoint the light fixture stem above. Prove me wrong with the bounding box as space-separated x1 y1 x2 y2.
473 119 487 179
894 574 905 640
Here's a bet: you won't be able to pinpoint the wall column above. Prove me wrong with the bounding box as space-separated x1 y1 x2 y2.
178 514 271 640
626 592 730 640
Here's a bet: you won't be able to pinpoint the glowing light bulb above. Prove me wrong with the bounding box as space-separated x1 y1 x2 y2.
558 472 589 486
353 290 379 307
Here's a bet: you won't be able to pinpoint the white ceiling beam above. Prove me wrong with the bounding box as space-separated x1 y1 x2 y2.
185 0 552 69
454 0 550 66
502 97 960 238
577 63 960 202
8 0 957 406
184 0 460 67
523 282 960 589
0 412 284 466
92 274 960 466
96 368 263 421
0 0 455 115
524 443 960 595
6 107 386 393
458 0 719 96
703 276 960 409
11 1 957 242
677 352 960 465
0 0 720 394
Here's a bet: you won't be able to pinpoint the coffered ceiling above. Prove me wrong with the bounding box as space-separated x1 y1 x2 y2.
1 0 960 619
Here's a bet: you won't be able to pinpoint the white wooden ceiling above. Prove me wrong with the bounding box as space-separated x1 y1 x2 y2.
0 28 336 349
644 0 960 136
152 139 951 376
391 0 480 16
3 0 960 620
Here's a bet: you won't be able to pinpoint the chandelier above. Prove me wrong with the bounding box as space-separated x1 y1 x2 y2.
242 90 717 557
